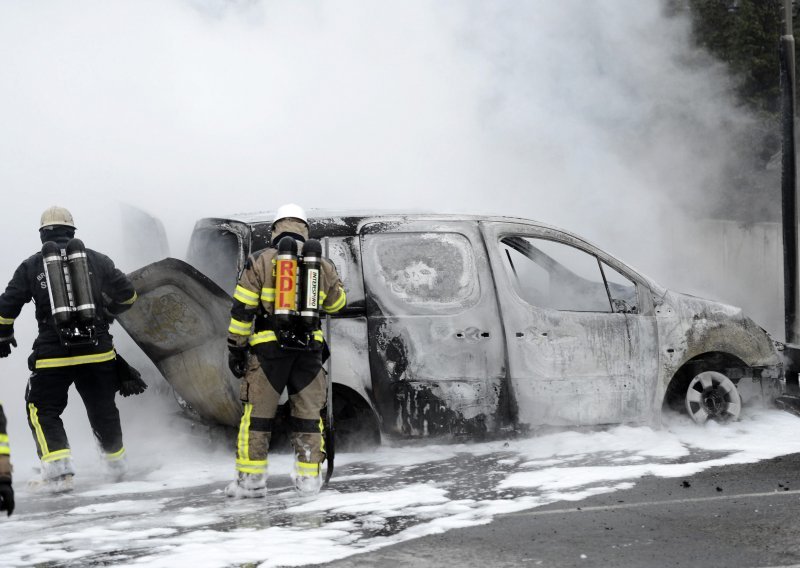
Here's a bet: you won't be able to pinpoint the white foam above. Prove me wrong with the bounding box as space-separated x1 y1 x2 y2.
3 408 800 568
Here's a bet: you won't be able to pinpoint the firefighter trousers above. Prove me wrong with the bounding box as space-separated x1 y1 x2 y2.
235 350 326 479
25 360 123 466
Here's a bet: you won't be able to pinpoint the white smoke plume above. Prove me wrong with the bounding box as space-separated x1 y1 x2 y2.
0 1 771 473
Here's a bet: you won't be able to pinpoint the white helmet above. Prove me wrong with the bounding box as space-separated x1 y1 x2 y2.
40 206 76 230
272 203 308 229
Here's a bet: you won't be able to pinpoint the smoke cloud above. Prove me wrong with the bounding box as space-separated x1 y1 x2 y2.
0 1 774 474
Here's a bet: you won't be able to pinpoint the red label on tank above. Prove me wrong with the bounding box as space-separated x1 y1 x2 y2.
275 259 297 311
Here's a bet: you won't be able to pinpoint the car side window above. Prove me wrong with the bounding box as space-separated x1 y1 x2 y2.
500 236 612 312
363 232 480 315
325 236 364 311
601 261 638 314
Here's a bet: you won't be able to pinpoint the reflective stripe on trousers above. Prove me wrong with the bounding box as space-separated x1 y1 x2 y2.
236 403 267 475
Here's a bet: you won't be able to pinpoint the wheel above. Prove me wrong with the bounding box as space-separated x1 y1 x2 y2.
684 371 742 424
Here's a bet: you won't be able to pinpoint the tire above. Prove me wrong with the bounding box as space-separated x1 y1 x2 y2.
684 371 742 424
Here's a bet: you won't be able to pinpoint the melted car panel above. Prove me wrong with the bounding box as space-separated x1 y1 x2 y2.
119 213 785 443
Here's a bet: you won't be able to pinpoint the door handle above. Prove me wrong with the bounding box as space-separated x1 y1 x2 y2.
455 328 491 339
515 330 548 338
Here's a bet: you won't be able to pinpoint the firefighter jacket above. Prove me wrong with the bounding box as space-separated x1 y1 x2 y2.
0 403 9 481
0 237 137 370
227 223 346 353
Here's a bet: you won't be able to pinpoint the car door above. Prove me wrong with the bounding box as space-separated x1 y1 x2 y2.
360 219 509 437
117 257 242 426
480 221 659 427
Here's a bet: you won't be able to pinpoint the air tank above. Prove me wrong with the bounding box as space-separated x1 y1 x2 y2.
66 238 96 323
274 236 298 328
41 241 72 326
299 239 322 330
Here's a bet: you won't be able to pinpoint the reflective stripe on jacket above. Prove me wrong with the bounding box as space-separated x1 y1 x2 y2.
0 239 136 365
228 238 346 349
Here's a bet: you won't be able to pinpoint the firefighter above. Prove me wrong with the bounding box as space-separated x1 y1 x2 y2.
226 203 346 498
0 206 141 492
0 403 13 516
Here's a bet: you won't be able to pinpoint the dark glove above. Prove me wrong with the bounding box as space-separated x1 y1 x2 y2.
0 479 14 517
0 336 16 358
228 346 249 378
116 355 148 397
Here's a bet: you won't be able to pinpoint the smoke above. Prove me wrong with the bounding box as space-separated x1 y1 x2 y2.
0 2 750 230
0 1 771 475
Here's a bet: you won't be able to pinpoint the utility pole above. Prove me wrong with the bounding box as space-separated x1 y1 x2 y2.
781 0 799 347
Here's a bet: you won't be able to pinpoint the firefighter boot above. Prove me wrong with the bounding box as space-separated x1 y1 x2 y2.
292 462 322 497
28 457 75 494
225 471 267 499
105 453 128 482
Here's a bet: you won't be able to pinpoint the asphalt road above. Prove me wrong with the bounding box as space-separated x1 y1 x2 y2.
309 453 800 568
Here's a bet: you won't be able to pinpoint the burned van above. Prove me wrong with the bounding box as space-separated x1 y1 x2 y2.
118 213 785 446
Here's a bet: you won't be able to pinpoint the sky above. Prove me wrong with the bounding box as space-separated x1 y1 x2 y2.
0 1 793 565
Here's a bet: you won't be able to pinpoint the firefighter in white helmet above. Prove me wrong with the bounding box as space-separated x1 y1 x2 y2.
226 203 346 498
0 207 145 493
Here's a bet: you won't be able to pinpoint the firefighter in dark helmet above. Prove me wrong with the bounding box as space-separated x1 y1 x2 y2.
226 203 346 498
0 403 14 516
0 206 145 492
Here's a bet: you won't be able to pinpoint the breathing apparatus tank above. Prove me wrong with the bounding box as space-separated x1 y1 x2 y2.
274 236 299 329
41 239 98 346
66 238 96 323
42 241 72 327
299 239 322 331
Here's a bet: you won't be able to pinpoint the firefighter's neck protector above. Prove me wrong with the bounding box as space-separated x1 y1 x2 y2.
272 218 308 246
39 226 75 244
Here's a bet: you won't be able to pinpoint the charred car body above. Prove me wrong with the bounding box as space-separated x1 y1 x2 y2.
119 213 785 447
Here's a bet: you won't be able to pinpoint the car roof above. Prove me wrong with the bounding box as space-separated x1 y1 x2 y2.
193 210 660 291
201 210 568 236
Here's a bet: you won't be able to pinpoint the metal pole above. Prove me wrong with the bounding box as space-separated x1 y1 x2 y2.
322 236 335 487
781 0 799 346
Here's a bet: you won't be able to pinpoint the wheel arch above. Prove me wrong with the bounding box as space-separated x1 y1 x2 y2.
330 383 382 450
662 351 748 413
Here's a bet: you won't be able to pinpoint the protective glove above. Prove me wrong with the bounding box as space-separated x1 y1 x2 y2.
119 369 148 397
0 336 16 358
116 355 148 397
228 346 249 379
0 479 14 517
